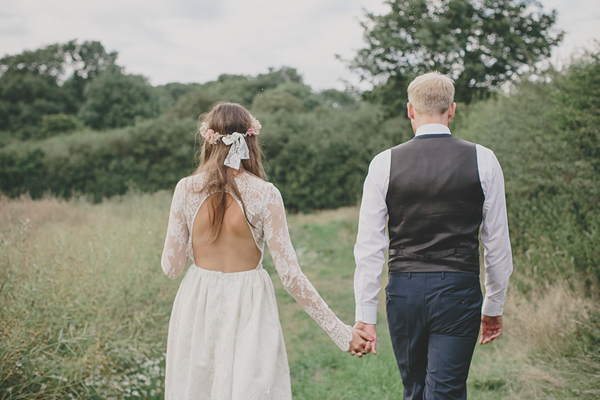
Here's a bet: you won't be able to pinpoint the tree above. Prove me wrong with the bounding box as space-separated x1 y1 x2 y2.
0 40 118 136
168 67 306 119
0 39 118 105
38 114 82 139
255 67 303 90
252 82 321 113
0 71 71 138
78 65 159 129
347 0 563 114
154 82 202 113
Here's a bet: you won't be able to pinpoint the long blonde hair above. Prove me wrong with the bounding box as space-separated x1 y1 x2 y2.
194 102 265 241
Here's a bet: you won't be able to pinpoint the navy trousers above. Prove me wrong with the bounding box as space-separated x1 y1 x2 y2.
386 272 482 400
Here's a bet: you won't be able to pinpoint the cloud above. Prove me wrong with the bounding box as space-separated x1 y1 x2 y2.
1 0 598 90
177 0 223 19
0 12 28 36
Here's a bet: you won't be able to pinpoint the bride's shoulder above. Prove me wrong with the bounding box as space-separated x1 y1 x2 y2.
240 174 281 200
172 173 206 195
262 181 283 204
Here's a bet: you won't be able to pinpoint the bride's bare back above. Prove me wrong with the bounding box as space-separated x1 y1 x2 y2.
161 172 352 352
192 194 261 272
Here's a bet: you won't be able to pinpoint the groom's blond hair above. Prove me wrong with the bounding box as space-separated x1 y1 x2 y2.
407 72 455 116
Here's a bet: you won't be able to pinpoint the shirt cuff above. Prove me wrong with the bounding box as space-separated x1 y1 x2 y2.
355 304 378 324
482 297 504 316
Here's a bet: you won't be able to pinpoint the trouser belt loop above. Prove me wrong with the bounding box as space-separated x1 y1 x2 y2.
408 272 412 279
441 271 446 280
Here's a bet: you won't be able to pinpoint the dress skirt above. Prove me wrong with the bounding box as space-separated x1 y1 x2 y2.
165 265 292 400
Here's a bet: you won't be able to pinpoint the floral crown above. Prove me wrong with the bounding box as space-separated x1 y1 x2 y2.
198 116 262 145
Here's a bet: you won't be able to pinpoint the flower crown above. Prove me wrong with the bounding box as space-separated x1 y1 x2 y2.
199 116 262 145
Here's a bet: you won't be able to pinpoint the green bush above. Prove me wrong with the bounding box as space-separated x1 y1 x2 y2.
0 117 196 202
37 113 83 139
252 92 308 113
78 65 160 130
0 103 411 212
454 50 600 286
260 105 411 212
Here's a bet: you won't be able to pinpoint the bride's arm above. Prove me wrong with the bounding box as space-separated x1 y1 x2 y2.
263 184 353 352
161 179 189 279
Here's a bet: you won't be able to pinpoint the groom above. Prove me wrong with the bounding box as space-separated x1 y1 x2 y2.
352 72 513 399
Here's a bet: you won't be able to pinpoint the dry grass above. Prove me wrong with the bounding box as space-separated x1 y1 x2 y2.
0 193 173 399
499 282 598 399
289 207 360 225
1 194 598 399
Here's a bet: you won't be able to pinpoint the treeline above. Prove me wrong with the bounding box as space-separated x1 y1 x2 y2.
0 105 409 209
0 40 410 210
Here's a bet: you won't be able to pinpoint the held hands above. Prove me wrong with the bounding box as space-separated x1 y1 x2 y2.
480 314 503 344
348 322 377 358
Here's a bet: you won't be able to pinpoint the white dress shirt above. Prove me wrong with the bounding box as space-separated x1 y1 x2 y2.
354 124 513 324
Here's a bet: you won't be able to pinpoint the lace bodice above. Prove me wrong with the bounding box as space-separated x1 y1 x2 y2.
161 172 352 352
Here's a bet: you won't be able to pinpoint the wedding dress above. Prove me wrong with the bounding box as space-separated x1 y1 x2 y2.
161 172 353 400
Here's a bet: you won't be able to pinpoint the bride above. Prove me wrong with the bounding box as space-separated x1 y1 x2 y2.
161 102 371 399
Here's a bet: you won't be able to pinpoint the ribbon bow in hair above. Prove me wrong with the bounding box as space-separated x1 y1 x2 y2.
222 132 250 170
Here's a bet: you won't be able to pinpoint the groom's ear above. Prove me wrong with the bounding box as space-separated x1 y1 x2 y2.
407 103 415 120
447 102 457 120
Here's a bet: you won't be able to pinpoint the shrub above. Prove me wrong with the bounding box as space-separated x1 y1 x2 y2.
0 117 197 202
37 113 83 139
453 50 600 286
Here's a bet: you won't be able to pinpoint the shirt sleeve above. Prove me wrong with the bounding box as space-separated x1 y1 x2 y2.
161 179 189 280
264 184 353 351
477 145 513 316
353 150 390 324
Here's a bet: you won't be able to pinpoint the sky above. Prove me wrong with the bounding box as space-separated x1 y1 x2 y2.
1 0 599 90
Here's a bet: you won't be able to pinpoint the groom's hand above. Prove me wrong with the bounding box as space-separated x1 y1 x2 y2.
354 322 377 355
479 314 503 344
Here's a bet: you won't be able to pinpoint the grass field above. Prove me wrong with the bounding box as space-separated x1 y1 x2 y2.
1 192 598 399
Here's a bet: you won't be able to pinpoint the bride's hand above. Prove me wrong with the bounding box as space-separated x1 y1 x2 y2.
348 328 373 358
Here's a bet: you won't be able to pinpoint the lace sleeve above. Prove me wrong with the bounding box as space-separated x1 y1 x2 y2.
264 185 352 351
161 179 189 280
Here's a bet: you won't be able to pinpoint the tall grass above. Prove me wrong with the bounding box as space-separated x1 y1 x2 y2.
1 194 598 399
0 194 172 399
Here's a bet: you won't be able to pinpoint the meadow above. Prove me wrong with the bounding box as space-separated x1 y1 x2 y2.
1 191 597 399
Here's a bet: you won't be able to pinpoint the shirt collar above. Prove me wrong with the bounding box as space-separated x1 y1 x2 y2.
415 124 452 136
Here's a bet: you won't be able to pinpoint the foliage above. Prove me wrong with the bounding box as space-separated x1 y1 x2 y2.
0 40 118 137
252 91 308 114
259 106 411 212
0 71 73 139
0 39 117 88
154 82 202 114
348 0 564 115
453 49 600 286
0 102 407 211
169 67 305 118
78 65 160 130
0 117 196 202
252 83 321 113
38 114 83 139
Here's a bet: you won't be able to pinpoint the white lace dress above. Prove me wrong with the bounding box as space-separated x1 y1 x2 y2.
161 172 353 400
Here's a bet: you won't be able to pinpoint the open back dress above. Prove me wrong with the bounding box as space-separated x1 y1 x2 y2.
161 172 353 400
